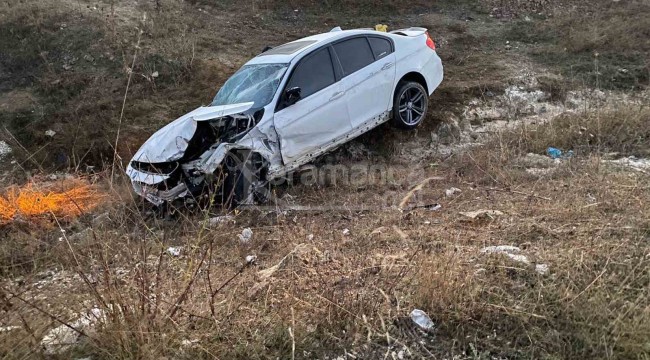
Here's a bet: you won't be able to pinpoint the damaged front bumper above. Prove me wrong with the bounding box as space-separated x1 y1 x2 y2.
126 164 190 206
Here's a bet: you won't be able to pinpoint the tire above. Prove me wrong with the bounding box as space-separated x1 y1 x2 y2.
391 81 428 130
219 151 270 209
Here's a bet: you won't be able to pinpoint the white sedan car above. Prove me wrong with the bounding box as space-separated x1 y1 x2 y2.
126 27 443 207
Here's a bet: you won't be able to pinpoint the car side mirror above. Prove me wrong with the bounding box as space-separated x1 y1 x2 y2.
285 87 302 107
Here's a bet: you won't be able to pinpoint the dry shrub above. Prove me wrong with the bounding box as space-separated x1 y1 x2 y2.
508 0 650 90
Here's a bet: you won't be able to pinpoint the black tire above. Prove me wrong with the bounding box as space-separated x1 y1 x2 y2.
219 151 270 209
391 81 428 130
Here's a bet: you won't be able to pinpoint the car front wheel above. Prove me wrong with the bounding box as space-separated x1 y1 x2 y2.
391 81 428 129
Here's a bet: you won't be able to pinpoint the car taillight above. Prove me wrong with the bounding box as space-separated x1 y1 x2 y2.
425 32 436 51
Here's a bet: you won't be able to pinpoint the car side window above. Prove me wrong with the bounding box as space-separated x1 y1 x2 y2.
286 48 336 100
368 37 393 60
333 37 374 76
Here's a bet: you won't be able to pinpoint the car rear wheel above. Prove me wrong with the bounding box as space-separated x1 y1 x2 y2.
391 81 428 129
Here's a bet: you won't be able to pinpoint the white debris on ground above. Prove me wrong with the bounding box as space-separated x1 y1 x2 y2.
481 245 521 254
41 308 105 355
202 215 235 227
481 245 549 274
0 325 20 332
245 255 257 264
44 129 56 137
409 309 435 331
535 263 550 275
342 228 350 236
445 187 461 197
0 141 12 159
460 209 504 219
238 228 253 244
602 156 650 173
166 246 182 256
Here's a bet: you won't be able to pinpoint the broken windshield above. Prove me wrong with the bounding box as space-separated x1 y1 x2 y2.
212 63 288 109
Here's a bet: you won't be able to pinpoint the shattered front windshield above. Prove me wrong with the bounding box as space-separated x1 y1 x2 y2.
212 63 288 108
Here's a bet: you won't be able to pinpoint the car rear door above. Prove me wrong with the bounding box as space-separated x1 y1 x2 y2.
332 36 396 129
274 46 352 165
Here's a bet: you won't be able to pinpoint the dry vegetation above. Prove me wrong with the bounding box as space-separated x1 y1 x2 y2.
1 0 649 359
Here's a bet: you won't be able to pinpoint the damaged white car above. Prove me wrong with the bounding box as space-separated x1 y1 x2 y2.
126 27 443 207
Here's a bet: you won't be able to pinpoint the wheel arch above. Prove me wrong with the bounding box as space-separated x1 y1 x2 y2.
391 71 429 109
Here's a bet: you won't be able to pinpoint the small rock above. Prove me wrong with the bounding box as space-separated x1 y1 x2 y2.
245 255 257 264
151 71 159 78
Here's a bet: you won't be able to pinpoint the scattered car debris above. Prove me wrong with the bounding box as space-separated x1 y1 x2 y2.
445 187 461 197
41 308 105 355
460 209 504 219
409 309 435 331
238 228 253 244
167 246 182 257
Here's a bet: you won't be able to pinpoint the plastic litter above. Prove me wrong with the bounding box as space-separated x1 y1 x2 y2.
342 228 350 236
546 147 574 159
245 255 257 264
410 309 435 331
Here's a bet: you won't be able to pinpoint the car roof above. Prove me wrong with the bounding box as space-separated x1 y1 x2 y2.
246 29 388 65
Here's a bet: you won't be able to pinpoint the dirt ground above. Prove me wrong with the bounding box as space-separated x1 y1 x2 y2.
0 0 649 359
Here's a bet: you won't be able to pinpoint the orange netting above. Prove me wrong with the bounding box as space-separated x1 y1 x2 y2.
0 180 105 225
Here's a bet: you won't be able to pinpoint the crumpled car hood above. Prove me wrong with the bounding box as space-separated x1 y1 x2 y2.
131 102 254 163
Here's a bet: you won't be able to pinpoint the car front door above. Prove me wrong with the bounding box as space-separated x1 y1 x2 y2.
274 46 352 165
332 36 396 129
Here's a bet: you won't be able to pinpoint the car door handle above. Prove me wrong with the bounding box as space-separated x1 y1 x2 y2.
330 91 345 101
381 62 394 70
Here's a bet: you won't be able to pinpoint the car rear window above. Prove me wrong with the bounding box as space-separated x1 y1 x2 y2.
333 38 374 76
286 48 335 99
368 37 393 60
259 40 318 56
